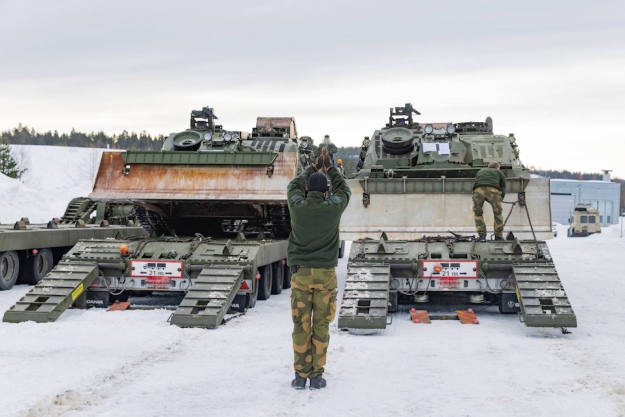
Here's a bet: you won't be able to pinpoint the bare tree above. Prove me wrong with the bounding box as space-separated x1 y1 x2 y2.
78 149 102 187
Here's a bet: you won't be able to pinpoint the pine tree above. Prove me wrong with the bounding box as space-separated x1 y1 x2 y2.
0 138 24 179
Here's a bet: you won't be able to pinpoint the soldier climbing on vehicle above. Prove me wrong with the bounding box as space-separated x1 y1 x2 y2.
472 161 507 241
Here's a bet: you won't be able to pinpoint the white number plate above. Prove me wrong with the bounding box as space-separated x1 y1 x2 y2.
421 260 478 278
130 260 183 278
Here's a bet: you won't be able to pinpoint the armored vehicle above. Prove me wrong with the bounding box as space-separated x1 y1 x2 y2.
568 203 601 237
0 198 146 291
4 107 313 327
340 104 552 241
337 104 576 332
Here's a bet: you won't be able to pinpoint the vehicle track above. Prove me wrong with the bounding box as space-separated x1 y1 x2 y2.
20 331 203 417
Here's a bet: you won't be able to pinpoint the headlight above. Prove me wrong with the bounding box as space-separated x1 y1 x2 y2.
203 132 212 141
424 124 434 134
301 141 309 149
224 132 233 142
446 124 456 134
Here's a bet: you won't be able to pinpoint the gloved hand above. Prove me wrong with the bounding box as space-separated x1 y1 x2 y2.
315 147 332 171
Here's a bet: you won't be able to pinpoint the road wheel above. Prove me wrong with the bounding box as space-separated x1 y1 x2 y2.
20 248 53 285
282 264 292 289
0 251 20 291
257 264 273 300
271 261 284 295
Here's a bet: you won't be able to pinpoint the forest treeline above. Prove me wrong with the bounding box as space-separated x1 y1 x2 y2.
2 125 623 211
2 124 167 150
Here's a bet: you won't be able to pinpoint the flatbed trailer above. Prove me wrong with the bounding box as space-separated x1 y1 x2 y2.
338 233 576 332
2 108 337 327
0 215 147 290
3 235 290 328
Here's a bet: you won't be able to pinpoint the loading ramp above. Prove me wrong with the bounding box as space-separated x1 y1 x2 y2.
169 264 246 328
3 261 99 323
512 263 577 328
338 263 391 330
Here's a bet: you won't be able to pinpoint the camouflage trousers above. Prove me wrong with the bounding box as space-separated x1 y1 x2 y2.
472 186 504 237
290 267 338 379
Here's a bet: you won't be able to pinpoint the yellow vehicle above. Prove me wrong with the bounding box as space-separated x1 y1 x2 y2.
568 204 601 237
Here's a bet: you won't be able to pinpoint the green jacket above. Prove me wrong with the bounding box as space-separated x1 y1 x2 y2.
287 166 351 268
473 167 507 198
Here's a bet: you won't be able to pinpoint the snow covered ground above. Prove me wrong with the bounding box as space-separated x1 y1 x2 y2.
1 146 625 417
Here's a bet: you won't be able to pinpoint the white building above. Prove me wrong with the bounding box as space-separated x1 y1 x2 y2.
550 171 621 226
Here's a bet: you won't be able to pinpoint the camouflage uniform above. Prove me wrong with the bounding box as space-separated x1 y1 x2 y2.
287 165 350 382
472 186 504 237
290 267 337 378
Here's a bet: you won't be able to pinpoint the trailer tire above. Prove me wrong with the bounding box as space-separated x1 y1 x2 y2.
0 251 20 291
271 262 284 295
282 264 292 289
258 264 273 301
247 278 259 309
20 248 53 285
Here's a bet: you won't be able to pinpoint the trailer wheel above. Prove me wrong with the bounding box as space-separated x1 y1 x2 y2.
20 248 53 285
282 264 292 290
271 262 284 295
247 276 259 309
0 251 20 291
258 264 273 301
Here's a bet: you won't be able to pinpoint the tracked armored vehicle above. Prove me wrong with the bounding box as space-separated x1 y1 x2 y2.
4 107 313 327
337 104 576 332
340 104 551 241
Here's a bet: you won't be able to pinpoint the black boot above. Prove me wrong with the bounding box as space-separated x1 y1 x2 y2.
477 234 486 242
494 235 504 241
291 372 307 390
309 375 327 390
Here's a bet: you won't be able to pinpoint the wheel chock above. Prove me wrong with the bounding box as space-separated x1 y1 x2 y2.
456 309 479 324
409 309 431 324
108 300 131 311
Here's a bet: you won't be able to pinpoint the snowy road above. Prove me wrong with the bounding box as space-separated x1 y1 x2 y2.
2 229 625 417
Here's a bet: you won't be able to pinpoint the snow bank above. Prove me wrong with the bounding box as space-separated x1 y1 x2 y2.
0 145 107 223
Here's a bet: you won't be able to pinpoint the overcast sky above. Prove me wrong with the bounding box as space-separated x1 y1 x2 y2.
1 0 624 177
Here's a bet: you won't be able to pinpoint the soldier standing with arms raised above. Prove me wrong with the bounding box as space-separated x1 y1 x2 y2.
287 147 351 390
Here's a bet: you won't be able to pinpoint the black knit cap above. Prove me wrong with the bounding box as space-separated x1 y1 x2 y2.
308 172 328 193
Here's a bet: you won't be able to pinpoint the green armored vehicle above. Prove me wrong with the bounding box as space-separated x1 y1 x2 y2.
4 107 311 327
340 103 552 241
337 104 575 333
